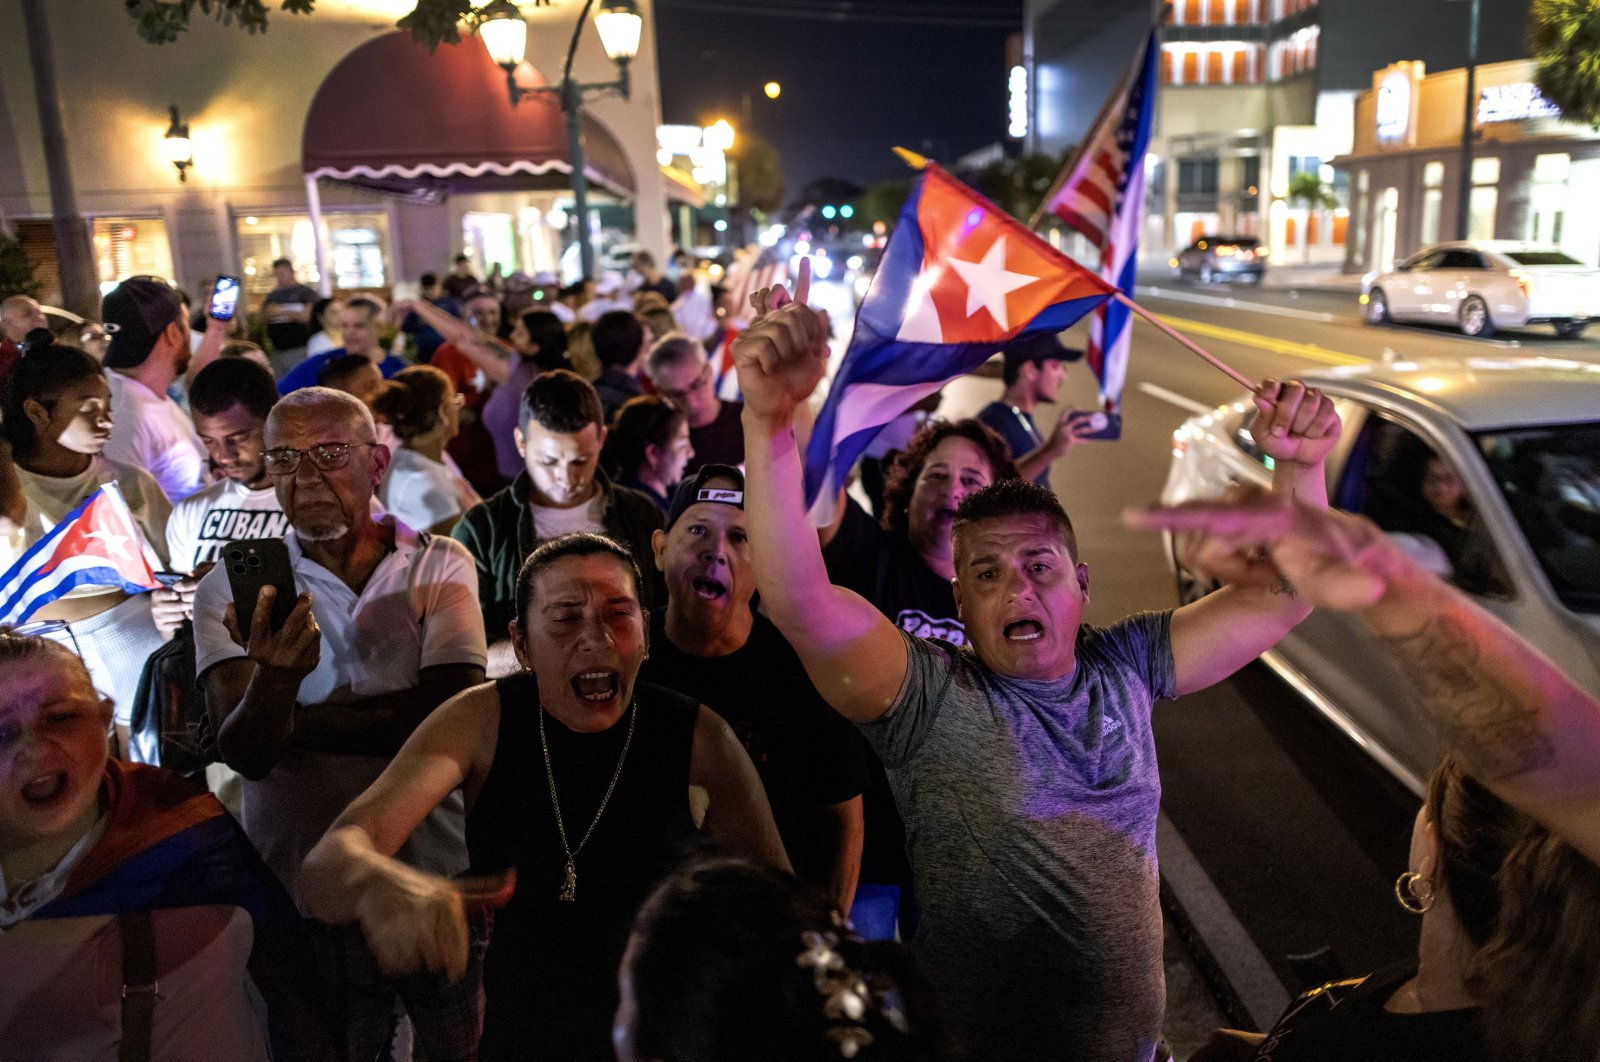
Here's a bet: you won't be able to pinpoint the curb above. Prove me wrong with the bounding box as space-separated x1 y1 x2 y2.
1156 812 1290 1034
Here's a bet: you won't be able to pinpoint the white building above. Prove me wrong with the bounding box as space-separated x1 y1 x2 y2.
0 0 683 307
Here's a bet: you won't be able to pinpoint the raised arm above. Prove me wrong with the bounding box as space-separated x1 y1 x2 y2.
1127 496 1600 864
734 266 908 724
690 706 793 873
299 683 510 980
1166 380 1338 695
395 299 511 385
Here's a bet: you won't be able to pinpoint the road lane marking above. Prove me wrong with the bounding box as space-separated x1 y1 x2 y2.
1142 313 1371 367
1139 285 1340 323
1138 381 1214 415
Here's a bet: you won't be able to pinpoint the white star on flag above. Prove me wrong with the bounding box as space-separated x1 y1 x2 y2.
947 236 1040 332
85 528 131 562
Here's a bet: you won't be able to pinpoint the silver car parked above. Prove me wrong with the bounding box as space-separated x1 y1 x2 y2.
1160 357 1600 794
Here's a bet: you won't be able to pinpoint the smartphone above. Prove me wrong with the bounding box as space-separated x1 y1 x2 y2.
1068 409 1123 441
222 539 297 640
209 275 242 321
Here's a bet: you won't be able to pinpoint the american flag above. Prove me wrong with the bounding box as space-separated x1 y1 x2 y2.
1037 29 1158 412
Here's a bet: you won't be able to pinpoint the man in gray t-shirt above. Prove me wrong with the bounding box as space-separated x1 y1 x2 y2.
733 265 1341 1061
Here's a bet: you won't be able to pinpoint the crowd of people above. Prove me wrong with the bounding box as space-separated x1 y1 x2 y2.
0 254 1597 1062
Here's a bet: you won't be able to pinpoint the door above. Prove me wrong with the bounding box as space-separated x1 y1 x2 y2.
1385 250 1443 317
1374 187 1399 275
1272 407 1516 788
1432 248 1488 320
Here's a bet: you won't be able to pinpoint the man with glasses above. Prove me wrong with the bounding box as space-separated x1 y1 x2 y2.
0 294 49 388
646 333 744 471
192 385 490 1062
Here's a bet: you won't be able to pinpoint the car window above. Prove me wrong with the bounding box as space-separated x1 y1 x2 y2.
1340 414 1513 599
1474 422 1600 613
1439 250 1486 270
1503 250 1587 266
1404 251 1445 271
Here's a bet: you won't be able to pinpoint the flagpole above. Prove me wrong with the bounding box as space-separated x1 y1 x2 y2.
1112 290 1255 390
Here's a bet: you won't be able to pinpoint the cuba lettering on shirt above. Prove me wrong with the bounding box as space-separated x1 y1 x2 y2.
166 479 290 574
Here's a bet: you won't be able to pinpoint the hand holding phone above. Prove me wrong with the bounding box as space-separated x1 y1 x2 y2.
1066 408 1123 441
209 275 242 322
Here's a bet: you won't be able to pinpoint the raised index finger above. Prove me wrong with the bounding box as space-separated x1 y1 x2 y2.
793 255 811 306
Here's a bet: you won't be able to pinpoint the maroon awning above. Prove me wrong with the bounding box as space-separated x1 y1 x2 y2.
302 32 635 198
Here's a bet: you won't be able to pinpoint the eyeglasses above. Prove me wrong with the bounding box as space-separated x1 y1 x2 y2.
263 441 377 477
657 363 711 403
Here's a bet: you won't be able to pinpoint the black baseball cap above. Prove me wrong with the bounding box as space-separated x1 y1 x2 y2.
1001 331 1083 373
101 276 185 369
665 464 745 532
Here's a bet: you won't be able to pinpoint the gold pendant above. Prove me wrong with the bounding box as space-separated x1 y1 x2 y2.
560 860 577 902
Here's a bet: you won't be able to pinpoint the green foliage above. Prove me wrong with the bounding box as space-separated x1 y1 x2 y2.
0 235 39 301
855 177 915 227
963 152 1070 221
1529 0 1600 127
730 134 785 215
1287 171 1337 210
125 0 470 49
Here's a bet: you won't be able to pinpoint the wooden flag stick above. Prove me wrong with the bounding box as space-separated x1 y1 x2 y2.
1112 289 1255 390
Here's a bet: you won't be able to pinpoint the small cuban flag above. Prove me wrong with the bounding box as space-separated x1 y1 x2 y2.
803 160 1120 523
0 483 160 626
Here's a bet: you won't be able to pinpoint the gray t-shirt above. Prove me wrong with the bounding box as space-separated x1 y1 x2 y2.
859 612 1176 1062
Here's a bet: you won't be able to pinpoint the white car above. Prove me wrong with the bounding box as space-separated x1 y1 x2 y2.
1161 357 1600 793
1361 241 1600 339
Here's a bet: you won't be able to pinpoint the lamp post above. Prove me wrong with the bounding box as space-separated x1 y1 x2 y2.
476 0 642 280
1453 0 1481 240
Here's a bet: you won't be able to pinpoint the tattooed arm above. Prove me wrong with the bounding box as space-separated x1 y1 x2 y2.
1127 496 1600 864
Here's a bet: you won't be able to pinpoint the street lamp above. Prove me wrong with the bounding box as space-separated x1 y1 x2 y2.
162 104 193 183
473 0 643 278
703 119 736 153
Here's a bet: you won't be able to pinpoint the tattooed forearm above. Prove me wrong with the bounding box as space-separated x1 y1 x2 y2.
1379 613 1557 779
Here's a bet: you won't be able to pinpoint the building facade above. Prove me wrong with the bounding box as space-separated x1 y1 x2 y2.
0 0 673 309
1336 58 1600 273
1023 0 1536 264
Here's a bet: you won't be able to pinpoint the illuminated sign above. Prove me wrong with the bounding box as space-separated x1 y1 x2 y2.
1008 64 1028 140
1477 83 1562 124
1375 69 1411 144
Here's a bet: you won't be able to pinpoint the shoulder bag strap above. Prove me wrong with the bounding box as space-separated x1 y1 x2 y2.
119 909 158 1062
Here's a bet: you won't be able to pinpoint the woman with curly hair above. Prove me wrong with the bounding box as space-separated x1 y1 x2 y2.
818 418 1018 943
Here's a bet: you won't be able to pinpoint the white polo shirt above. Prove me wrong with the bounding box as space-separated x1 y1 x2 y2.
105 372 210 503
192 518 487 896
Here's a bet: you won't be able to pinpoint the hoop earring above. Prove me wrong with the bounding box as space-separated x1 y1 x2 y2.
1394 871 1434 915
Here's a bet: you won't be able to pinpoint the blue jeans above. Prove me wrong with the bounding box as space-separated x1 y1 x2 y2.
849 881 921 942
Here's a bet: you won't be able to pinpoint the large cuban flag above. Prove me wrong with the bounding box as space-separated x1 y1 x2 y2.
0 484 160 625
803 163 1118 522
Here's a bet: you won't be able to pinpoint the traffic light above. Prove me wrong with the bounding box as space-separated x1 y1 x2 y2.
840 204 855 219
821 205 837 219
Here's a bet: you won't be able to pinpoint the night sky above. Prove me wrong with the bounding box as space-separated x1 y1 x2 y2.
653 0 1024 204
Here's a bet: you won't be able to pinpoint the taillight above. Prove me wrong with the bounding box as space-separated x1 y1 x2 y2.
1172 433 1187 457
1215 245 1237 257
1512 270 1534 299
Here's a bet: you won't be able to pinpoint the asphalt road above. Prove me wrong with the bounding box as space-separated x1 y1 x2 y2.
822 272 1597 1049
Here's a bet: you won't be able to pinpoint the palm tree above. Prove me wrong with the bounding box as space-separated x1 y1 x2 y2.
20 0 98 318
1529 0 1600 127
1287 172 1338 263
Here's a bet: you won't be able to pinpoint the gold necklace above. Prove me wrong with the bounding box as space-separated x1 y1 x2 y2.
538 697 638 902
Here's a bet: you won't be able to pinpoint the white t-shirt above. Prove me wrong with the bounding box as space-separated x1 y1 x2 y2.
191 518 487 895
166 478 288 574
380 447 463 534
104 372 210 503
306 331 339 358
529 491 606 538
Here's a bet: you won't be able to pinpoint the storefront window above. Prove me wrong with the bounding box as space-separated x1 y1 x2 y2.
1531 153 1570 245
1468 157 1500 241
91 217 175 292
237 212 390 294
1420 161 1445 247
463 212 518 278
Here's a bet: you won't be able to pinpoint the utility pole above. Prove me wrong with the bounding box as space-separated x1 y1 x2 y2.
1455 0 1480 240
20 0 99 319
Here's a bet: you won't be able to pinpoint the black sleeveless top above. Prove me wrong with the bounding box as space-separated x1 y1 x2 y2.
468 672 700 1060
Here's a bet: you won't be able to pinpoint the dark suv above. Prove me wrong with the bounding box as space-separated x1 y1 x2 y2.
1172 235 1266 284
